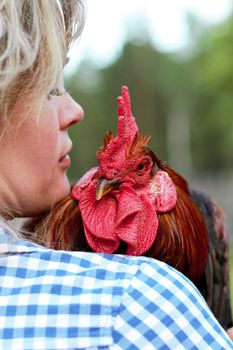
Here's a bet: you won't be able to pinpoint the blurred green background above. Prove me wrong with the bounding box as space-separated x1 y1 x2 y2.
231 252 233 309
65 8 233 307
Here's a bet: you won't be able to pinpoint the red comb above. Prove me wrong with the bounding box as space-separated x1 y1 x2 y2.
97 86 138 178
116 86 138 141
97 86 139 178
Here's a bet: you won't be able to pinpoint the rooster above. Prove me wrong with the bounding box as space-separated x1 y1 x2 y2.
26 86 232 330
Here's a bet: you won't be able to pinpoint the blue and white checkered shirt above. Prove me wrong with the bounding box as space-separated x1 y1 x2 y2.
0 226 232 350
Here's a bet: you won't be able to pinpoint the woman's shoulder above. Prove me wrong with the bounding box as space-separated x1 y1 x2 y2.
0 224 202 317
0 225 228 320
0 223 180 282
0 224 224 307
0 226 232 349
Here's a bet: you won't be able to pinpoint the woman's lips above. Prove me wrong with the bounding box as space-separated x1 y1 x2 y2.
59 154 71 168
59 141 72 169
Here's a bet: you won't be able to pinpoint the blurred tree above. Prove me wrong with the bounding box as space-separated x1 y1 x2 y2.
190 15 233 172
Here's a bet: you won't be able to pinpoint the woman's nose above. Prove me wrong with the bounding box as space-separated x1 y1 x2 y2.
59 93 84 129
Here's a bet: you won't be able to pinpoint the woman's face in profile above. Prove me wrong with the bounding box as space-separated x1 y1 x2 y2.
0 88 83 216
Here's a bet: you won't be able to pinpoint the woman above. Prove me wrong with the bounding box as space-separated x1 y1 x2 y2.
0 1 232 349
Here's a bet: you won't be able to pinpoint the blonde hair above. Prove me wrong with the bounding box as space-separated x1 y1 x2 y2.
0 0 85 135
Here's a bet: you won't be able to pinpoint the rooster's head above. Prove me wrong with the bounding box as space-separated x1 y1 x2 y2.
71 86 177 255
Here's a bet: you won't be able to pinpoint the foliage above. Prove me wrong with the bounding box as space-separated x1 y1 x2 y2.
190 17 233 171
230 250 233 310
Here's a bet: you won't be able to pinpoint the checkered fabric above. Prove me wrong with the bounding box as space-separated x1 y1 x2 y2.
0 226 232 350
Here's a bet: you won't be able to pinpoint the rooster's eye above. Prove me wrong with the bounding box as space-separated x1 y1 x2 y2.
137 163 145 175
137 164 144 170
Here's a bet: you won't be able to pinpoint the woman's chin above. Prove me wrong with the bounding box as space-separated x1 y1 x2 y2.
52 176 71 202
30 179 71 216
15 175 71 217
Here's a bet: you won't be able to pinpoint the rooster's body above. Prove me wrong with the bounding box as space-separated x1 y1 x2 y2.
28 86 232 329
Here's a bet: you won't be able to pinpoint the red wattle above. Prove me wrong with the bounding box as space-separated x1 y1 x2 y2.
115 185 158 255
76 178 160 256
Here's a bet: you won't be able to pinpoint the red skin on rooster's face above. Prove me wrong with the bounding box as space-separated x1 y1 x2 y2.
72 152 177 257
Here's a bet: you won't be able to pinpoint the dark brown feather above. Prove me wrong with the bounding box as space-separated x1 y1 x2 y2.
190 189 233 329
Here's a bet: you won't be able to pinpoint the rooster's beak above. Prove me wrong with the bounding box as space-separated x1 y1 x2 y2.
96 178 120 200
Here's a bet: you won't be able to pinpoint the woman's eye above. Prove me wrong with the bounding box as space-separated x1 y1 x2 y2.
47 88 63 100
